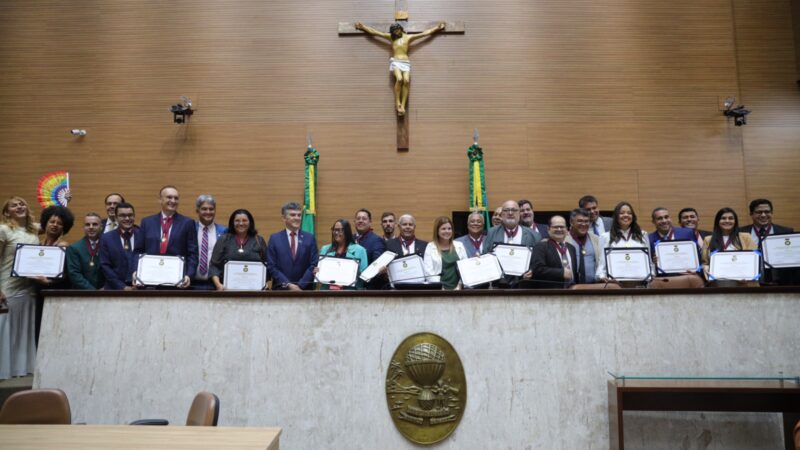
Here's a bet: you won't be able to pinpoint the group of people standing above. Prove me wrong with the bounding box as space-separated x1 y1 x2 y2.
0 188 796 380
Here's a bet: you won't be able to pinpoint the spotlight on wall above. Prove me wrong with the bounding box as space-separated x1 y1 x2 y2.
170 96 194 124
722 96 751 126
70 129 87 137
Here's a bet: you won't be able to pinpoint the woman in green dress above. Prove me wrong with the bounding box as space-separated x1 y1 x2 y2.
422 216 469 290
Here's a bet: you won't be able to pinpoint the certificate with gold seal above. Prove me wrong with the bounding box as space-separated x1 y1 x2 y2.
136 254 184 286
605 247 651 281
387 254 426 284
709 251 761 281
457 253 503 287
491 243 532 276
762 233 800 268
655 240 700 274
316 256 359 287
224 260 267 291
12 244 66 278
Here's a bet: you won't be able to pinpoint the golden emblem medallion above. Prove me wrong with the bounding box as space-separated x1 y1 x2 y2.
38 250 45 257
159 259 165 266
731 255 738 262
673 245 679 252
509 249 515 256
386 333 466 445
785 239 791 246
243 265 249 273
402 261 408 268
624 254 630 261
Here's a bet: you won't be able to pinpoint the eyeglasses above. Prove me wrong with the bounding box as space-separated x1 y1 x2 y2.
331 228 344 234
502 208 519 213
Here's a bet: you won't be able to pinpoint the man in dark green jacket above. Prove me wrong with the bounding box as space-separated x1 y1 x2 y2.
66 212 105 290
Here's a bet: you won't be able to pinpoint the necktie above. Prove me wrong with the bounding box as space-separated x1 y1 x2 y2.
290 231 297 259
160 216 173 254
109 221 118 232
757 227 767 250
121 231 132 253
198 226 209 276
592 223 599 236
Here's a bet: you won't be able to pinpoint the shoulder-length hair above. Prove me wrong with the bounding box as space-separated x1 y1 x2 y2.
709 207 742 252
609 201 644 244
328 219 354 251
1 196 37 234
226 209 257 237
432 216 454 254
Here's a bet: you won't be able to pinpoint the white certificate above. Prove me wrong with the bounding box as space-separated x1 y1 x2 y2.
136 254 185 286
316 256 359 287
359 250 398 282
12 244 66 278
457 254 503 287
223 260 267 291
491 244 532 276
655 240 700 274
709 251 761 281
762 233 800 268
387 254 426 284
606 247 651 281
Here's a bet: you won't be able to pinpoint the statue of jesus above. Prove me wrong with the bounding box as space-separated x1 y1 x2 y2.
354 21 445 116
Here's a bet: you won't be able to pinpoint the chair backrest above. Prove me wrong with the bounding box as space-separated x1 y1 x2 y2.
0 388 71 425
185 391 219 426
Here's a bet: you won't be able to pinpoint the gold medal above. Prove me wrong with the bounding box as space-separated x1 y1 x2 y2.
581 249 586 256
89 259 95 267
238 248 244 253
124 245 129 251
161 237 167 243
562 258 568 266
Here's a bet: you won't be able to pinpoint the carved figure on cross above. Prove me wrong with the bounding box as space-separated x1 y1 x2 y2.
354 21 445 116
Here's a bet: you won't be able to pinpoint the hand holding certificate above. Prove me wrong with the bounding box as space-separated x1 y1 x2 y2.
491 244 532 276
316 256 359 287
12 244 66 279
457 254 503 287
223 261 267 291
136 254 185 287
655 240 700 274
762 233 800 268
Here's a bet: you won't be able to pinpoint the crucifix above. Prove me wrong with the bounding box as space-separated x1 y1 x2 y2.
339 0 465 151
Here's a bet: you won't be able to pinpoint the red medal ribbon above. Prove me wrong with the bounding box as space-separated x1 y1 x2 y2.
356 229 373 244
722 236 735 250
235 235 249 250
401 236 416 253
504 227 519 239
470 235 484 253
160 215 174 254
85 239 99 258
659 228 675 241
569 230 587 247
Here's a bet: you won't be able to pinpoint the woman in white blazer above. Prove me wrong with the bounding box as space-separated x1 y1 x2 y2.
596 201 652 281
423 216 469 289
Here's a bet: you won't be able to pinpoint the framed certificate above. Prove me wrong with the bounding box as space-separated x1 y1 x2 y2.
387 254 427 284
709 251 761 281
224 260 267 291
316 256 359 287
136 254 185 286
491 243 532 276
655 240 700 274
12 244 66 278
457 254 503 287
762 233 800 268
359 250 397 282
605 247 652 281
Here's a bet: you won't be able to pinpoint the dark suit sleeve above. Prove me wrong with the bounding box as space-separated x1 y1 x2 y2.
369 236 386 263
66 245 93 290
99 237 125 290
531 243 565 284
184 219 198 279
267 234 289 286
298 234 319 289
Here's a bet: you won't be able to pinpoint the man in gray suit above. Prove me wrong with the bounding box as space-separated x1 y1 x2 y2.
482 200 542 254
565 208 601 284
579 195 613 236
455 211 486 257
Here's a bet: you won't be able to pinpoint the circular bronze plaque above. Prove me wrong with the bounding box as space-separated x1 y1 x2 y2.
385 332 466 445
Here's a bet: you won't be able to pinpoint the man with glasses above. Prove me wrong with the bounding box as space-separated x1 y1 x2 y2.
741 198 796 285
99 203 140 290
565 208 600 284
482 200 542 253
524 215 579 288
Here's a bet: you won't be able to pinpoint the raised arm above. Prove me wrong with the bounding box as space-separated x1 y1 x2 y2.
408 22 445 43
355 22 391 40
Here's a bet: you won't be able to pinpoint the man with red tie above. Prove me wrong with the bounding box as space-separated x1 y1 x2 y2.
135 185 197 288
267 201 318 291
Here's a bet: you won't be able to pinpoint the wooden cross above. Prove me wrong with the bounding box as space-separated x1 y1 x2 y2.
339 0 465 151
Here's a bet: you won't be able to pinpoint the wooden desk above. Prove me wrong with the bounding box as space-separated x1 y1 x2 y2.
608 378 800 450
0 425 281 450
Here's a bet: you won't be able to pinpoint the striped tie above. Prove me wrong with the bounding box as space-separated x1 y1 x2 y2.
198 226 209 276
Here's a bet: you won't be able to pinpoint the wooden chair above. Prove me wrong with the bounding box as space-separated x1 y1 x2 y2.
131 391 219 426
0 388 71 424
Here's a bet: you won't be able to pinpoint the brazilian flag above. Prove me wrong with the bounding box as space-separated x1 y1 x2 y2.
301 146 319 237
468 143 490 230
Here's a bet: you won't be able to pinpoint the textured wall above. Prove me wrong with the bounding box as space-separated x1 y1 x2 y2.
36 291 800 449
0 0 798 237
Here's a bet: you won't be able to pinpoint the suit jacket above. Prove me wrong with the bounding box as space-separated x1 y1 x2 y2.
385 237 427 258
529 239 579 288
195 221 227 238
455 234 485 257
266 229 318 290
99 228 141 290
193 221 227 285
532 223 549 240
648 227 698 256
66 237 104 290
565 232 601 280
740 223 797 285
740 223 794 238
137 212 198 279
355 231 386 264
481 225 541 254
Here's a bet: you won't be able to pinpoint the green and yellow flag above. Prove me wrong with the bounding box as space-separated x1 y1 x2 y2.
468 142 490 231
301 145 319 237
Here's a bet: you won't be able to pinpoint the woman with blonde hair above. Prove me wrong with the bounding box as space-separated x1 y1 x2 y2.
423 216 469 290
0 196 40 380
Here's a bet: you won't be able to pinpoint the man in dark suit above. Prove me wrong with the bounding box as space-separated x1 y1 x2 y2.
678 207 711 246
524 216 579 288
354 208 387 290
579 195 613 237
100 193 125 233
135 185 197 288
385 214 427 257
99 202 140 290
67 212 105 290
740 198 796 285
267 201 318 290
192 194 227 290
648 207 704 287
519 199 549 239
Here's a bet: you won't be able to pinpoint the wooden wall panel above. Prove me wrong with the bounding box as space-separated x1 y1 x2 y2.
0 0 798 240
